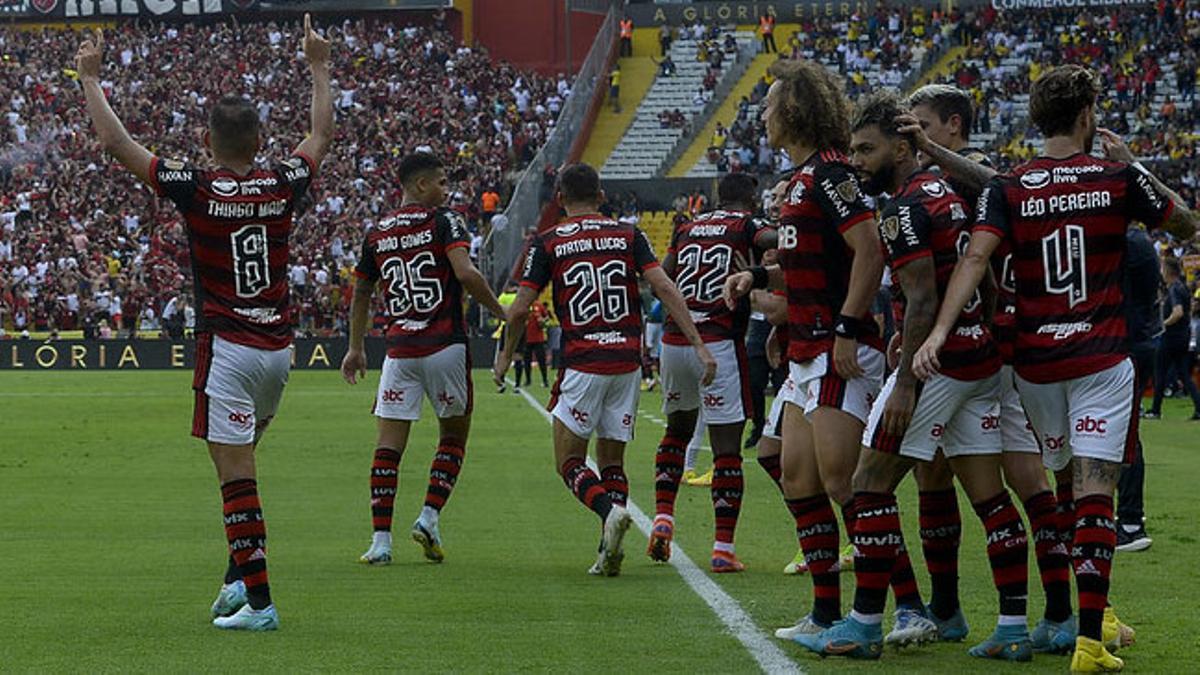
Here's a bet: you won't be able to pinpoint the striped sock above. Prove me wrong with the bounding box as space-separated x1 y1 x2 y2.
788 495 841 625
370 448 401 531
653 434 687 516
891 547 923 611
600 464 628 508
561 456 613 522
851 492 902 620
919 489 962 620
1073 495 1116 640
711 454 744 547
221 479 270 609
1055 480 1075 548
756 452 784 493
974 491 1029 621
424 442 465 512
1023 490 1073 622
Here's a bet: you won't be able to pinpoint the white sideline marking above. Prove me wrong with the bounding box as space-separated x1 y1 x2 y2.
511 383 802 675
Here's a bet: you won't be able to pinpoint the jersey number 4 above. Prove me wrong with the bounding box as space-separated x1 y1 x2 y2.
381 251 443 316
563 260 630 325
231 224 270 298
675 243 732 303
1041 225 1087 308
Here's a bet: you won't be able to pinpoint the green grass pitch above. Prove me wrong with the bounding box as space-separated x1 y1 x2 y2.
2 370 1198 672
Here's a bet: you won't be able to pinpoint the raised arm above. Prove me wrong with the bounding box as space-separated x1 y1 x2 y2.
76 29 153 186
896 113 998 195
1097 128 1197 241
294 14 334 166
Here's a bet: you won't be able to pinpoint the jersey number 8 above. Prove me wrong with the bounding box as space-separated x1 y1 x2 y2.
231 224 270 298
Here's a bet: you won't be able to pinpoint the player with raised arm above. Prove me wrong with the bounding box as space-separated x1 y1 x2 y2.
494 164 715 576
899 84 1078 652
77 17 334 631
341 153 506 566
647 172 776 573
912 65 1196 673
794 91 1033 661
722 60 899 642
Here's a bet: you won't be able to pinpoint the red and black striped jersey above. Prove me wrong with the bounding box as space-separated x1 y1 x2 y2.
778 150 882 362
879 171 999 381
520 214 659 375
663 209 774 346
150 153 315 350
974 154 1174 383
354 206 471 359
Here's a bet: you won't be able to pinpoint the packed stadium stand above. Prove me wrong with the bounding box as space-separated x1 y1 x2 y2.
0 17 565 337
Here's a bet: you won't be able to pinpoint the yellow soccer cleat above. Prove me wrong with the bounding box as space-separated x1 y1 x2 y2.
1070 636 1124 672
783 548 808 575
838 543 856 572
680 469 699 484
1102 606 1135 651
686 467 713 487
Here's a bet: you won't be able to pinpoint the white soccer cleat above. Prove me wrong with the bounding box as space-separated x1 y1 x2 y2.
885 607 939 648
411 518 445 563
774 614 829 640
210 580 247 618
212 603 279 631
596 506 632 577
359 539 393 566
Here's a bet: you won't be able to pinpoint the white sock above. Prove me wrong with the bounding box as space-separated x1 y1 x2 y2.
684 444 700 472
850 610 883 626
998 614 1027 627
420 506 439 525
1121 523 1140 533
372 531 392 548
713 541 735 554
654 514 674 524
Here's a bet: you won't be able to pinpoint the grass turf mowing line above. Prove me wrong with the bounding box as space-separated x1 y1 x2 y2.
510 381 803 675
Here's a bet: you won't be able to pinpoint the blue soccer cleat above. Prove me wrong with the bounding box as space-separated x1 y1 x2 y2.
1031 614 1076 654
792 616 884 659
968 624 1033 661
927 603 970 642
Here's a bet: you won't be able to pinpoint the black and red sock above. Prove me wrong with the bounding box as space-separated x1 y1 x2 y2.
1073 495 1116 640
974 491 1029 619
788 495 841 625
600 464 628 508
1023 490 1073 622
653 434 687 517
561 456 613 522
756 452 784 494
712 454 744 548
424 442 465 512
919 489 962 620
370 447 401 531
221 479 271 609
890 547 924 611
1055 480 1075 548
851 492 902 619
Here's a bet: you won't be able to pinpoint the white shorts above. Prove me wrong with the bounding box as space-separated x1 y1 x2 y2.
660 340 749 425
864 370 1002 461
644 323 663 360
374 344 472 421
999 364 1039 454
1015 358 1137 472
192 333 290 446
784 345 884 425
762 372 796 440
549 368 640 442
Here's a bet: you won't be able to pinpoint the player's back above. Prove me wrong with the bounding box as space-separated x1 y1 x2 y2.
357 205 469 359
882 171 998 380
151 154 315 350
976 153 1172 382
525 215 658 374
663 208 767 346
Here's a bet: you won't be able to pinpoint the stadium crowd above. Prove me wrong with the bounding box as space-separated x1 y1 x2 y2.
0 17 567 338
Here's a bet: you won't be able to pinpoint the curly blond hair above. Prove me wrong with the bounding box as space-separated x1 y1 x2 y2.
767 59 851 152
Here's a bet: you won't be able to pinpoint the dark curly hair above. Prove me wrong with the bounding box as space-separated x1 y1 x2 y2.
767 59 850 152
1029 65 1101 138
850 89 910 141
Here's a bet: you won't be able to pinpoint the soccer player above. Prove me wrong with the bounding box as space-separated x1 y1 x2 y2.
794 91 1034 661
913 65 1196 672
647 173 775 573
341 153 506 566
77 17 334 631
494 164 715 576
723 60 893 640
901 84 1077 651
